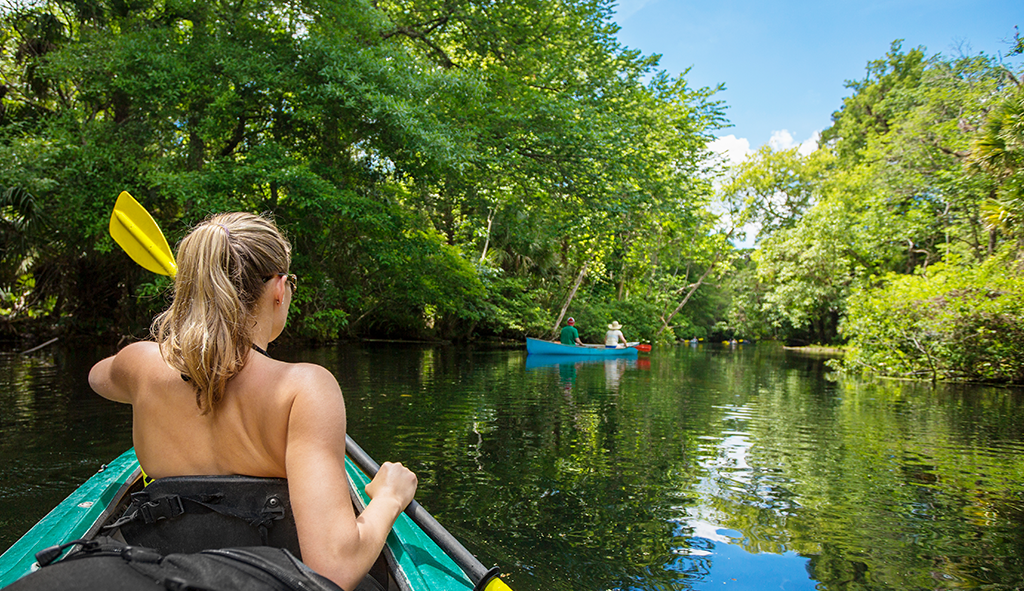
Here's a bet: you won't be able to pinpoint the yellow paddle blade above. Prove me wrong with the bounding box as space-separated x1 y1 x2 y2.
484 577 514 591
110 191 177 276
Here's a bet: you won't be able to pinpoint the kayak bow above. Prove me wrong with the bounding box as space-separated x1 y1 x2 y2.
0 449 481 590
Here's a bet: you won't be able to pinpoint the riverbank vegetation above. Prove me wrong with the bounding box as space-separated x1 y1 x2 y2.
724 39 1024 383
1 1 1022 382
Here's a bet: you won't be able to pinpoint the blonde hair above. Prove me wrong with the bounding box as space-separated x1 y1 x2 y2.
153 212 292 413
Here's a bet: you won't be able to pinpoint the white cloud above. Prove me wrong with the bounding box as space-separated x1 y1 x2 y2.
709 134 753 168
708 130 821 250
768 129 820 156
768 129 795 150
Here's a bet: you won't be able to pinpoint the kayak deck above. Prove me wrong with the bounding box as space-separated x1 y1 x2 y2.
0 449 473 591
0 450 139 586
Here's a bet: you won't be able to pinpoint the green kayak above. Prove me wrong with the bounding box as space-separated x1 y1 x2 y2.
0 448 486 590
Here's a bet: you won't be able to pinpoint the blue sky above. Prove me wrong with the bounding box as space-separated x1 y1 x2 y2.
612 0 1023 163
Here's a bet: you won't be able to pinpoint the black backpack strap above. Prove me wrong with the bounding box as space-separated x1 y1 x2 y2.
107 476 300 557
108 490 286 545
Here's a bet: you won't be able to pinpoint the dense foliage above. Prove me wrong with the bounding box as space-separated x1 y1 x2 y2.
718 40 1024 383
2 2 1022 382
842 250 1024 382
0 0 725 343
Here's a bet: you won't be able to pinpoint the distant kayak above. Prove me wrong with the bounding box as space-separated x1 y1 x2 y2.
526 337 640 356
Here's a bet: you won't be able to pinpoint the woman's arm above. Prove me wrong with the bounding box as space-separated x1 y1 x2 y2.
88 342 152 403
285 364 417 591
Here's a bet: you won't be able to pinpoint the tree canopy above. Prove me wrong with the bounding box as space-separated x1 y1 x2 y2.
3 3 1022 383
720 39 1024 382
0 0 725 342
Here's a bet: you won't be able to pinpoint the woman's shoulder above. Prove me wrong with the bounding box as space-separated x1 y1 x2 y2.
90 341 168 403
111 340 165 370
274 361 342 401
279 360 336 381
118 339 161 355
274 362 346 436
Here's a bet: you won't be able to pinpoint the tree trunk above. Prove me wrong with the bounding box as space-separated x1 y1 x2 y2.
549 262 588 339
655 256 719 339
479 208 495 264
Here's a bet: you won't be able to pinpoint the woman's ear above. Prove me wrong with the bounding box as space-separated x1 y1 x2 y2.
269 274 286 306
278 275 289 305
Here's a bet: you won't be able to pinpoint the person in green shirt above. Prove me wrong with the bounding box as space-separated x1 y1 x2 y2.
559 317 583 346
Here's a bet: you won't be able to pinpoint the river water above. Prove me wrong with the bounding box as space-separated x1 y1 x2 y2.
2 341 1023 590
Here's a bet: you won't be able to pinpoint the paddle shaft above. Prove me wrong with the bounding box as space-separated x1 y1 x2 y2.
344 435 499 587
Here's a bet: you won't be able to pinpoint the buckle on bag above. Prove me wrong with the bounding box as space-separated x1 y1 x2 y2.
139 495 185 524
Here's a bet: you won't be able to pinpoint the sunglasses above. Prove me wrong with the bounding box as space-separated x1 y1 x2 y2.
263 272 297 292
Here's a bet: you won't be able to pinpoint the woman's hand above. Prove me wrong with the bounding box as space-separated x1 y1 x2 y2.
365 461 418 512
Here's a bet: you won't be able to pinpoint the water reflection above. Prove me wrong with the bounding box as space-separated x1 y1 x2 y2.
524 355 645 392
2 343 1024 591
0 346 133 550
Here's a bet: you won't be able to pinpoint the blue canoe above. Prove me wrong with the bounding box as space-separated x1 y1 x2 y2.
526 337 639 356
0 448 480 590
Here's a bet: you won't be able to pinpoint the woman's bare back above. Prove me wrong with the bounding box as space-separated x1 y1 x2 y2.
89 339 415 590
116 341 295 480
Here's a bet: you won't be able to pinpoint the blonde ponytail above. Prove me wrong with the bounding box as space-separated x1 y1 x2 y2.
153 212 291 413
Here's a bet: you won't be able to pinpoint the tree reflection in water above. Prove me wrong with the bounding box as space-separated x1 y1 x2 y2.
3 343 1023 591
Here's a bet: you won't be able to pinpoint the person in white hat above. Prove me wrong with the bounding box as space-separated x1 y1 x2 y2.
605 321 627 348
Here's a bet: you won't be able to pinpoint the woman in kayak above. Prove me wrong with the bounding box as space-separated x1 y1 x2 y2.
605 321 628 348
88 212 417 591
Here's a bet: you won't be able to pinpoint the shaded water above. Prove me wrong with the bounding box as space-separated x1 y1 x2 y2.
2 342 1023 590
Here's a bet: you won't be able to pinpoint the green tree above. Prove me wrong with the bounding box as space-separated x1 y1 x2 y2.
717 145 831 242
716 145 840 343
969 79 1024 244
370 0 727 342
0 0 483 338
820 40 927 165
840 250 1024 383
735 42 1022 351
752 198 861 344
1 0 725 343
